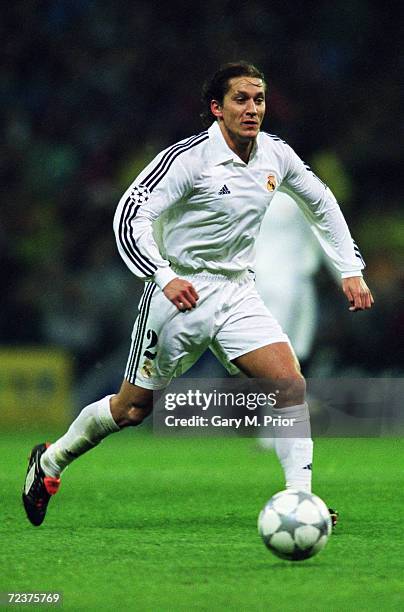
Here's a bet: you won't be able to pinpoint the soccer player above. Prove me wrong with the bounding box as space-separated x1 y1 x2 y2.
22 61 373 526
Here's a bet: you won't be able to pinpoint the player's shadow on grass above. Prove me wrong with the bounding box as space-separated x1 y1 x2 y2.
259 560 334 569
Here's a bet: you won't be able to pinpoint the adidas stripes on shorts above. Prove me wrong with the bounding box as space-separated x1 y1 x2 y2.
125 270 290 390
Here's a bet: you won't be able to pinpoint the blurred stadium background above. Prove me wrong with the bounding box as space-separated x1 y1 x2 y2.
1 1 402 424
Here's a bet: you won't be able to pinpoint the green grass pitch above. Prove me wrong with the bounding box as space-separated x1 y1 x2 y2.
1 430 403 611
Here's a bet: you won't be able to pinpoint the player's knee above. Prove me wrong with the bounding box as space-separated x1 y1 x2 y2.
277 373 306 407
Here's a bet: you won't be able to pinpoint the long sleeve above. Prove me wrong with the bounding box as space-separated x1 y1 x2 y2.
113 146 194 289
280 144 365 278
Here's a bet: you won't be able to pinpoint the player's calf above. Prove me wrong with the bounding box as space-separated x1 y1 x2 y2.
110 380 154 428
110 399 153 428
38 395 121 480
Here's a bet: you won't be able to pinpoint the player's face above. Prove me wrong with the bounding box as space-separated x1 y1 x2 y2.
212 76 266 142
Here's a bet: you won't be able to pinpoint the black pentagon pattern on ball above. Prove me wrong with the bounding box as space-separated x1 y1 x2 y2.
129 184 150 206
260 490 330 561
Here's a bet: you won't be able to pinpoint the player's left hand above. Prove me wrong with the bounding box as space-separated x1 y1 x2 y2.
342 277 374 312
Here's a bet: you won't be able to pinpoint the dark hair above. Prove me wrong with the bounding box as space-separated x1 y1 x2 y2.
200 61 266 127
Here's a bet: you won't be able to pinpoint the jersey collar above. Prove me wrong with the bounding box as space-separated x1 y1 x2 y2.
208 121 259 166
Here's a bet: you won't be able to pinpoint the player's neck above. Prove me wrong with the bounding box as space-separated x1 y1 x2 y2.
219 124 255 164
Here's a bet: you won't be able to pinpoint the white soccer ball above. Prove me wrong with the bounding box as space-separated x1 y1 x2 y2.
258 489 332 561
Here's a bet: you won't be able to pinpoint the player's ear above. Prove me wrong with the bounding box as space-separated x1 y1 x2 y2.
210 99 223 119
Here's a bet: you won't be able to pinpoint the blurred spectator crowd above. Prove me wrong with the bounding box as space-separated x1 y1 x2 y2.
1 1 402 380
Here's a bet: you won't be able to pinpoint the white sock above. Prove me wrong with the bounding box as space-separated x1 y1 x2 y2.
41 395 120 477
272 403 313 492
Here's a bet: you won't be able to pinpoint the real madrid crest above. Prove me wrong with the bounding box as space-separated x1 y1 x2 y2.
141 358 154 379
267 174 276 191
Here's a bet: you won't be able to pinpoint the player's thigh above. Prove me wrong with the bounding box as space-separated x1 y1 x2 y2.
127 280 214 389
213 281 305 403
215 280 293 374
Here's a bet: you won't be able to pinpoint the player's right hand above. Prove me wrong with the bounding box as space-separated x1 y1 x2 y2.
163 278 199 311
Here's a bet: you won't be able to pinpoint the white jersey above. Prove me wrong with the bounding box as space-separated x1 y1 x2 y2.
114 121 365 289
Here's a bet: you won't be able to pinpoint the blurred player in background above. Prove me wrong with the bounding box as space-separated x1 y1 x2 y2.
22 61 373 527
256 191 322 367
255 190 327 450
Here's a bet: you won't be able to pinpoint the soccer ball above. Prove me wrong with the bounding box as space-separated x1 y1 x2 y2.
258 489 332 561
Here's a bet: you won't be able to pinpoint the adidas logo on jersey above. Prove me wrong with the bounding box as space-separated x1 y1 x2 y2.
302 463 312 471
218 184 231 195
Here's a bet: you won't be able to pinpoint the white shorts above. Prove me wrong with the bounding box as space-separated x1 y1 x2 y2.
125 271 289 390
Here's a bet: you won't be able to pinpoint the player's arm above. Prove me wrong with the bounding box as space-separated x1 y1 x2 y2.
280 145 374 311
113 151 199 310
